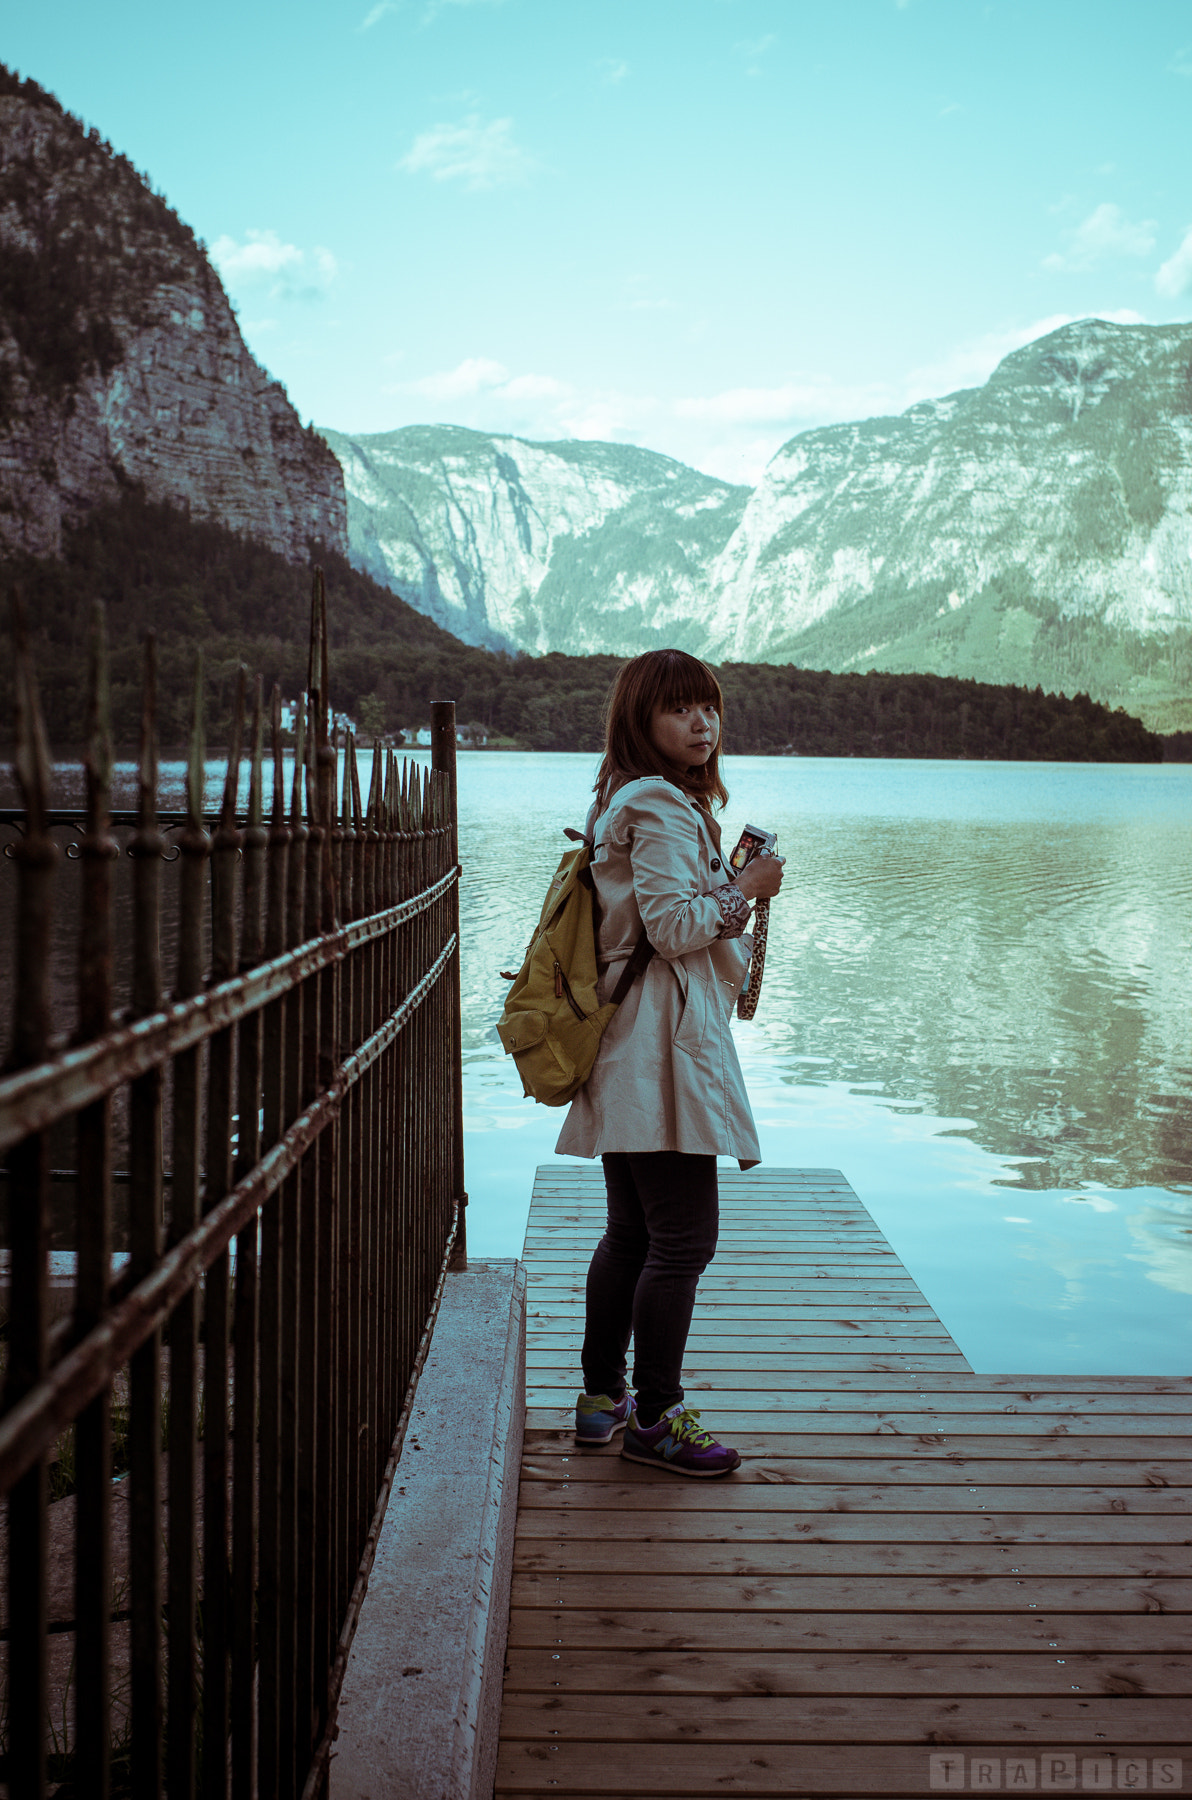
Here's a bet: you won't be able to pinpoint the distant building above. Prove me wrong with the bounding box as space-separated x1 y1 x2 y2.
279 699 358 737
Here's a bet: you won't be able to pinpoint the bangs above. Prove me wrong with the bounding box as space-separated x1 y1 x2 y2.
646 651 724 716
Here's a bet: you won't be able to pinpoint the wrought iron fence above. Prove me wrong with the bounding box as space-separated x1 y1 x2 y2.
0 572 467 1798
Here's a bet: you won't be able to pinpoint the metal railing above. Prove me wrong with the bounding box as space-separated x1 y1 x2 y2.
0 572 467 1798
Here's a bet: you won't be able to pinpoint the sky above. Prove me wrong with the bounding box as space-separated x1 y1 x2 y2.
5 0 1192 484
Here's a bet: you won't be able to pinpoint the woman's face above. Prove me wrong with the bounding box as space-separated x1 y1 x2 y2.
648 697 720 769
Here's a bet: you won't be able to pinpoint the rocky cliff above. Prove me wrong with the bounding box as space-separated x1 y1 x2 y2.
703 320 1192 685
319 424 748 654
0 68 346 562
326 321 1192 729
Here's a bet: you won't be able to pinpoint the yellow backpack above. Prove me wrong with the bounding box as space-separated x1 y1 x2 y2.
496 830 653 1106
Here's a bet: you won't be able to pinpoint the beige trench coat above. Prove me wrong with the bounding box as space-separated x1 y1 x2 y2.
555 777 762 1167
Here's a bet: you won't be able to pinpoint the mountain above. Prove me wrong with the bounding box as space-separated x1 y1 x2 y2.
0 66 346 562
318 424 748 654
703 319 1192 730
325 321 1192 732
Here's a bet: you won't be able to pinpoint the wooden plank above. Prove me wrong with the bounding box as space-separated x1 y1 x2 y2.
522 1356 1192 1393
498 1166 1191 1800
525 1403 1192 1434
503 1607 1187 1653
512 1540 1190 1577
514 1479 1191 1513
510 1570 1192 1613
518 1453 1191 1484
511 1509 1192 1544
522 1374 1192 1411
503 1645 1192 1695
521 1426 1192 1458
528 1307 955 1331
498 1691 1188 1742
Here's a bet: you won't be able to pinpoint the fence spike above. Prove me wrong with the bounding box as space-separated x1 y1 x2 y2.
80 601 115 1041
341 734 354 833
349 734 364 832
220 666 248 832
290 695 306 827
248 674 265 831
84 599 112 815
304 668 320 830
186 650 205 829
365 737 382 832
307 565 330 751
10 586 53 839
270 683 285 829
137 633 159 839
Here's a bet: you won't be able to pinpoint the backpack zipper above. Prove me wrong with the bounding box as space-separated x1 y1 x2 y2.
553 960 586 1021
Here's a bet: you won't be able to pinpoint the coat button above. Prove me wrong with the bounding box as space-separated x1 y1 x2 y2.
711 858 721 871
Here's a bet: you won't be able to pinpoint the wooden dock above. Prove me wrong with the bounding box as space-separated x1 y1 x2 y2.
496 1165 1192 1798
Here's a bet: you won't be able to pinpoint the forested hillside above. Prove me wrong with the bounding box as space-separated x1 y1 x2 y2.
0 492 1165 762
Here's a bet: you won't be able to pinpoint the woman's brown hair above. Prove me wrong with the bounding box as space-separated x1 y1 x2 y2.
593 649 728 814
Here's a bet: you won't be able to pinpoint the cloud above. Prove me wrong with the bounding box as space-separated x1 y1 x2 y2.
1168 45 1192 77
401 358 571 410
665 309 1150 480
735 33 777 57
734 32 776 75
398 114 536 189
361 0 502 20
675 380 878 427
620 274 675 314
387 358 667 455
598 57 629 84
382 309 1164 495
902 312 1143 398
210 229 337 300
1156 225 1192 299
1043 202 1156 272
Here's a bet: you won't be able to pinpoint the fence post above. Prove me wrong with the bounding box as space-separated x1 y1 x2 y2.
431 701 467 1272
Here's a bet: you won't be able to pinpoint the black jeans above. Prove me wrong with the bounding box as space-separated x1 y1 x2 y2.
581 1151 719 1425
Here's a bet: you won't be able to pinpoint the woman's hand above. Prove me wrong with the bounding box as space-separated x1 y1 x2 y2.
734 851 785 902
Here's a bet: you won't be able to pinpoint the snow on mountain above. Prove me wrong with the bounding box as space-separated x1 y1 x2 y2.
705 320 1192 671
322 321 1192 729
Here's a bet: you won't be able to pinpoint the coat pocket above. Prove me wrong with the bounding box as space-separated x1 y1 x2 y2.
670 959 709 1060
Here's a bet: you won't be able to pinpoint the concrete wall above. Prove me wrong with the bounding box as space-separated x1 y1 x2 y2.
331 1258 526 1800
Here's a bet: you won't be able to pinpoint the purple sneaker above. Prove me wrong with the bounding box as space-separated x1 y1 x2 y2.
620 1404 741 1477
575 1389 636 1445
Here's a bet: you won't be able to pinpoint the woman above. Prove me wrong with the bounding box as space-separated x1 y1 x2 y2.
556 648 784 1476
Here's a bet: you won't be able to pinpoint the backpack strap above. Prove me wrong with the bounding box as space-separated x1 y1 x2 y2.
608 929 654 1006
567 823 654 1006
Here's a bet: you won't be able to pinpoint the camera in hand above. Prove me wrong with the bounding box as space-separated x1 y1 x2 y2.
729 823 778 873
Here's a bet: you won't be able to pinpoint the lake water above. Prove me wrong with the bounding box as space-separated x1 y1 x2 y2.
5 752 1190 1377
452 752 1191 1379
